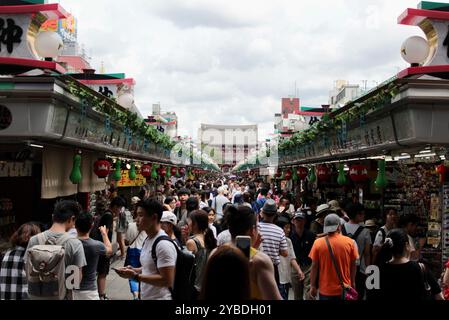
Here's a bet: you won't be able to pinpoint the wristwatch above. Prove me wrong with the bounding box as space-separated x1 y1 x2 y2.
133 273 140 282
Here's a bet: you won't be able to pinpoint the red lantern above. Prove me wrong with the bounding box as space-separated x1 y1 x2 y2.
171 167 178 176
349 165 369 182
437 164 447 183
297 167 308 180
284 169 292 180
317 165 330 181
94 160 111 178
159 166 167 177
275 168 282 178
179 168 186 176
141 164 151 177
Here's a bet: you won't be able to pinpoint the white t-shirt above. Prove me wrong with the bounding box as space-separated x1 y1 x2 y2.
373 226 390 247
139 230 177 300
125 222 148 249
279 237 296 284
217 229 232 246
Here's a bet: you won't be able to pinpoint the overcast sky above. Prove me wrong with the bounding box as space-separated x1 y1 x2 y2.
58 0 423 141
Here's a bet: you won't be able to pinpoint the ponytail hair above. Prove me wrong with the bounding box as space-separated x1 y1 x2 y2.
190 210 217 251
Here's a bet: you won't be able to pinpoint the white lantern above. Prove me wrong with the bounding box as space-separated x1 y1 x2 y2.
118 93 134 109
401 36 430 65
35 31 64 59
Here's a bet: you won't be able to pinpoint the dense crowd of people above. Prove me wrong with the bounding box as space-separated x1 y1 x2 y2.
1 175 449 301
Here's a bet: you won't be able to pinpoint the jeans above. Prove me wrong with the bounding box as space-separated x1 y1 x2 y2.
279 283 290 300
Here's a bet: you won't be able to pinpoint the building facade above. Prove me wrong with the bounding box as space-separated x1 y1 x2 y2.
145 104 179 139
198 124 258 173
329 80 362 109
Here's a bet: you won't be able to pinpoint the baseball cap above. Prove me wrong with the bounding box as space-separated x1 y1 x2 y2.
161 211 177 226
323 214 341 234
293 211 306 220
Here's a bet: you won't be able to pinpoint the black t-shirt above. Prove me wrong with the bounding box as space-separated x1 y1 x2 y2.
290 229 316 267
373 261 441 300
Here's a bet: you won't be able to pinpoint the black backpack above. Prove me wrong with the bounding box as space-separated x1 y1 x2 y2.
151 236 195 301
341 224 365 242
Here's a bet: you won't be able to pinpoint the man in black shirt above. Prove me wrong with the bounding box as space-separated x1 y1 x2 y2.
290 211 316 300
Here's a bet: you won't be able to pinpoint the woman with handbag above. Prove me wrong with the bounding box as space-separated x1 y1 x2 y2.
375 229 443 300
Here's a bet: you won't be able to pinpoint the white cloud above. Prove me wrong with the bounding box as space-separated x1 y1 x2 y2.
59 0 422 141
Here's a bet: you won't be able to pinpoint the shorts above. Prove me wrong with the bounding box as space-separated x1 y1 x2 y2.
97 255 111 275
73 290 100 300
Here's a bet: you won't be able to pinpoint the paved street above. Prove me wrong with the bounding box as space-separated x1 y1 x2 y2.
106 257 133 300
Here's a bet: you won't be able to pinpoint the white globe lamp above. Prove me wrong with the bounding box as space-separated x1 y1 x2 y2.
35 31 63 59
401 36 430 66
117 93 134 109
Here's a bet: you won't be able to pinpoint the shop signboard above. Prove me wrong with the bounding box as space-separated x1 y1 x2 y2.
117 170 146 188
0 161 32 177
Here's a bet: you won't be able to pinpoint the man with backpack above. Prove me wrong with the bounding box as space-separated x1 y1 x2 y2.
210 187 230 223
372 208 399 265
25 200 87 300
116 198 179 300
342 203 372 300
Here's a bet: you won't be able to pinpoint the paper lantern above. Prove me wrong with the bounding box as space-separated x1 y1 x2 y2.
94 160 111 178
141 164 151 177
337 163 348 186
375 160 387 189
349 165 369 182
317 165 330 181
70 154 82 184
151 165 158 180
159 166 167 177
171 167 178 177
437 164 447 184
129 162 137 180
297 167 308 180
179 168 186 176
35 31 63 58
112 160 122 181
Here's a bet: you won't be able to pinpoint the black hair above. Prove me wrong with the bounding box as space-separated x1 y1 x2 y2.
137 197 164 222
243 192 253 204
53 200 82 223
260 188 269 197
379 228 409 258
191 188 200 196
275 217 290 230
164 196 175 205
345 203 365 220
201 191 210 202
398 214 419 228
110 196 126 208
190 210 217 251
177 188 191 196
75 212 94 234
227 205 256 239
186 197 200 212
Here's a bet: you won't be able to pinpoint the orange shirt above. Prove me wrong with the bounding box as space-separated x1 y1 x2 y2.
309 233 358 296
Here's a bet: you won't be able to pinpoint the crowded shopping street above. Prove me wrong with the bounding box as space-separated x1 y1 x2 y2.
1 0 449 306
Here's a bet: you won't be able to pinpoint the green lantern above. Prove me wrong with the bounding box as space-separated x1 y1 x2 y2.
166 167 171 178
129 162 136 180
337 163 347 186
151 164 158 180
175 167 180 178
375 160 388 190
308 167 316 183
292 167 299 182
112 160 122 181
69 154 82 184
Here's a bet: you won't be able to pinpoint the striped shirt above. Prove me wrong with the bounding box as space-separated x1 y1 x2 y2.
258 222 288 266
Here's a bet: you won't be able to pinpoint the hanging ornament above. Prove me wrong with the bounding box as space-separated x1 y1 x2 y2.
166 166 172 178
375 160 388 190
141 164 152 177
337 163 348 186
292 168 299 182
308 167 317 183
112 159 122 181
436 164 447 184
317 165 330 182
129 162 137 180
94 159 111 178
70 154 82 184
297 167 308 180
284 169 292 180
349 165 369 183
275 168 282 179
159 166 167 177
171 167 178 177
151 165 158 180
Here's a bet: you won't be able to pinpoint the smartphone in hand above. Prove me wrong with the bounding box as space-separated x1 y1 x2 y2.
236 236 251 258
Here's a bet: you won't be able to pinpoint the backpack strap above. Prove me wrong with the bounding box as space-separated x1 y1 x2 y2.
341 224 348 236
379 228 387 243
37 232 48 245
352 226 365 242
151 235 178 268
55 233 73 246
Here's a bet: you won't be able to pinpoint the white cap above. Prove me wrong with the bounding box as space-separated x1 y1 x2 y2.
161 211 177 226
324 214 341 234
